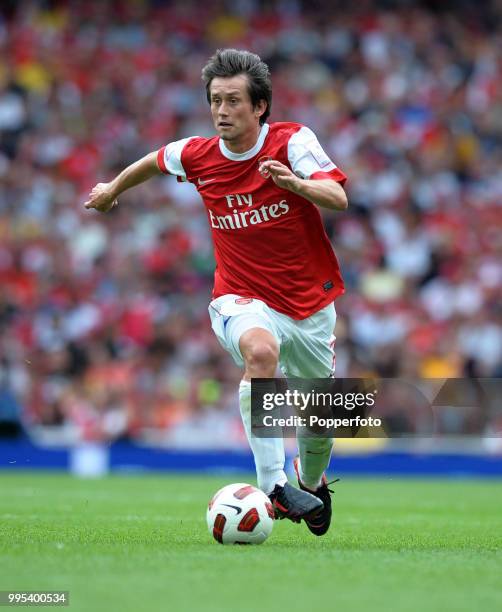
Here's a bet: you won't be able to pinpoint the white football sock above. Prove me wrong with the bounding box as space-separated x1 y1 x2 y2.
239 380 287 495
296 436 333 491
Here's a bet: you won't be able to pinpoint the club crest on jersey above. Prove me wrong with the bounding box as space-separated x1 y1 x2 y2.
235 298 253 305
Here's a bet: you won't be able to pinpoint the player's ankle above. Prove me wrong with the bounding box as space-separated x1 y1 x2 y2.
261 474 288 496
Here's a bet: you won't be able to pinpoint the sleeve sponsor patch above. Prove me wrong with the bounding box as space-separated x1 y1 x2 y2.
308 140 333 168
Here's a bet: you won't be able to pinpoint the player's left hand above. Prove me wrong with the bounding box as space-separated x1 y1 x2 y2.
258 160 302 194
84 182 118 213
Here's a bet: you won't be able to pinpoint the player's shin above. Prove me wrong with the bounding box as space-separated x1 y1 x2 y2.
295 435 334 491
239 380 287 495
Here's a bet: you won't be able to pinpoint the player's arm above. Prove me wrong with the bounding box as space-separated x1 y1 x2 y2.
293 176 347 211
259 160 348 211
84 151 162 212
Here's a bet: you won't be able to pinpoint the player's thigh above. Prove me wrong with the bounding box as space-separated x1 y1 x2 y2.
208 295 280 368
280 303 337 378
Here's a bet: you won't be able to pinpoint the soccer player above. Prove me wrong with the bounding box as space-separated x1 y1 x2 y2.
84 49 348 535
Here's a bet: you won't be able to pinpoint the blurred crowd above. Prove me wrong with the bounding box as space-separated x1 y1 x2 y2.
0 0 501 443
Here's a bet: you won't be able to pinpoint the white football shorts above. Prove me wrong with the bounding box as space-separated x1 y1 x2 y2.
208 294 336 377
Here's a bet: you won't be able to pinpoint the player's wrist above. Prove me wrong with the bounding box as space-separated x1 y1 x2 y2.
289 176 304 195
106 181 121 201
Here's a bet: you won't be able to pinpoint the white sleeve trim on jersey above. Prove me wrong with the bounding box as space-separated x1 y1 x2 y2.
287 126 336 179
162 137 193 180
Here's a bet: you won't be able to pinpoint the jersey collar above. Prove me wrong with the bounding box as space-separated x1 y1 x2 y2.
219 123 270 161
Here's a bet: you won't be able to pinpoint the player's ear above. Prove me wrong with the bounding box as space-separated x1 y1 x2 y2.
254 99 267 120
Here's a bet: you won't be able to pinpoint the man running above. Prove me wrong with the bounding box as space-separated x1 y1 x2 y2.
85 48 348 535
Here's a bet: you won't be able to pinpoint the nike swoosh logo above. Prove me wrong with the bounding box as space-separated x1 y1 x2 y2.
221 503 242 514
198 178 216 185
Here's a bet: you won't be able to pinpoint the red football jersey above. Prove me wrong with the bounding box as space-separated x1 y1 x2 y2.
157 122 347 319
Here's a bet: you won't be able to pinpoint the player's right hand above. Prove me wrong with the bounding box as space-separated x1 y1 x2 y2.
84 183 118 213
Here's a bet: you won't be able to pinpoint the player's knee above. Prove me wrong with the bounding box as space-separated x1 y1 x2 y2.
246 342 279 369
240 333 279 375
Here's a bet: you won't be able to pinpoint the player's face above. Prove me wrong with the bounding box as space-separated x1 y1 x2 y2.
210 75 266 152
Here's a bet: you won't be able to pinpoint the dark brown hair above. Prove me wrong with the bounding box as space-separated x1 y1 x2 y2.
201 48 272 125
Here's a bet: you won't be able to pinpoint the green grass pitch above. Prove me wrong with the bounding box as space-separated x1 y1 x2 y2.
0 472 501 612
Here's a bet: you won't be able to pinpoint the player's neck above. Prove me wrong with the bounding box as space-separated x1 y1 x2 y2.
223 125 262 154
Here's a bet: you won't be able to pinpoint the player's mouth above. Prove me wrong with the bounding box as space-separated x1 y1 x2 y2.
218 122 233 128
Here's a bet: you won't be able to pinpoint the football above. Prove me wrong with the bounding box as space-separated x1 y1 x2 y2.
206 483 275 544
